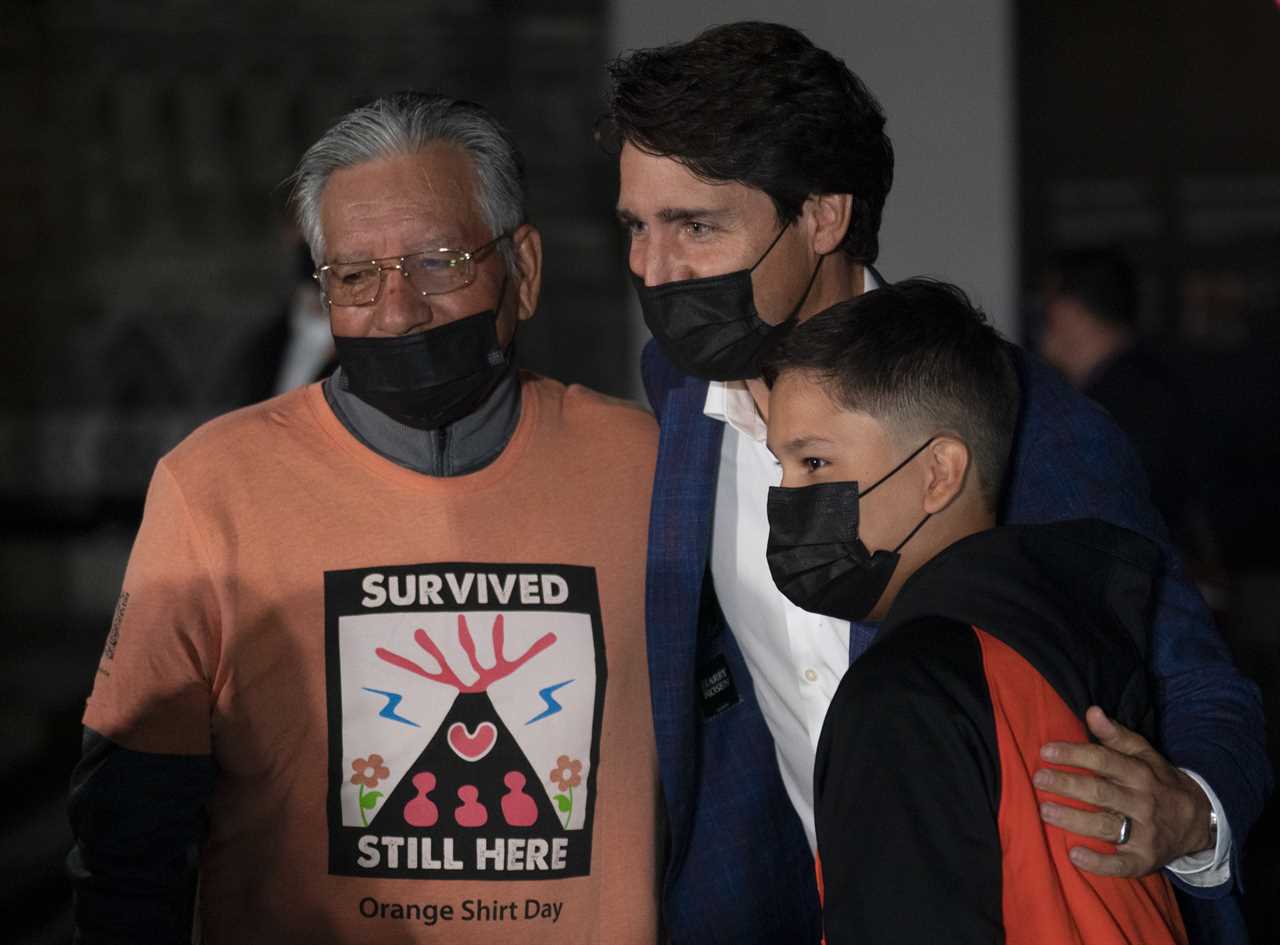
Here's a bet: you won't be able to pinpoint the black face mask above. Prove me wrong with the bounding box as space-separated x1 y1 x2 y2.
631 226 823 382
765 438 935 622
332 306 512 431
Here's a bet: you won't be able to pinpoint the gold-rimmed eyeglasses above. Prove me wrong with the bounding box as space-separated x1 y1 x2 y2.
314 232 511 307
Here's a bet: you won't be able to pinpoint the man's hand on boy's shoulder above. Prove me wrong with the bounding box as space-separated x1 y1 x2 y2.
1031 706 1215 877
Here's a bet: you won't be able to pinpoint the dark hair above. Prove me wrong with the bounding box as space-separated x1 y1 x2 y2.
604 21 894 264
766 278 1019 511
1047 248 1137 328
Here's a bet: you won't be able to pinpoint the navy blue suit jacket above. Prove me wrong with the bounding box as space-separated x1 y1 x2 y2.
641 338 1271 945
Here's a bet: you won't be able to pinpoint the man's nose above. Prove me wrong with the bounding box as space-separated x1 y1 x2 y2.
630 234 676 288
373 266 433 334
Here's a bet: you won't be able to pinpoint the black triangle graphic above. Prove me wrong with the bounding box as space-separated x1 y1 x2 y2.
370 691 565 835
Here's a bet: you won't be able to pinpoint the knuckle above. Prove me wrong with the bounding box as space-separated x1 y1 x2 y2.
1077 745 1106 769
1051 771 1077 793
1066 808 1094 832
1096 744 1119 765
1046 773 1077 798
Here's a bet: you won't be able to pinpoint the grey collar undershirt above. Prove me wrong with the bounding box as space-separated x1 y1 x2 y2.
322 365 522 477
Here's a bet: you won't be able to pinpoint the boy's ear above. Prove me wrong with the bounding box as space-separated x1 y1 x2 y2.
921 436 970 514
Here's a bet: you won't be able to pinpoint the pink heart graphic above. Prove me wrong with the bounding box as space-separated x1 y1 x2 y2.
447 721 497 762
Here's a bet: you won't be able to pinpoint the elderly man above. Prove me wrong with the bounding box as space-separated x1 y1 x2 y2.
68 93 659 944
605 21 1270 945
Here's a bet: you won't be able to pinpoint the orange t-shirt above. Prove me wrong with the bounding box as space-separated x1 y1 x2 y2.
84 374 660 944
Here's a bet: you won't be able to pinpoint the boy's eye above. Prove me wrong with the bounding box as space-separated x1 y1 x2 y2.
684 221 712 236
804 457 828 472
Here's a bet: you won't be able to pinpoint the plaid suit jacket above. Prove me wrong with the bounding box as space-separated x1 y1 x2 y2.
641 338 1270 945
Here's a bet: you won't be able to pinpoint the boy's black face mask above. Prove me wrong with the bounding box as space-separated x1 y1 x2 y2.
765 439 934 622
630 226 822 382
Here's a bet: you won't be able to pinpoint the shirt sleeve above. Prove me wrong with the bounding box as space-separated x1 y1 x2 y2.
68 728 216 945
815 619 1003 945
1002 348 1271 893
70 459 223 941
1166 768 1232 886
81 460 221 754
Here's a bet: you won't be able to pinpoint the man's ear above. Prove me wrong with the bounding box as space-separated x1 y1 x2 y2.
512 223 542 322
804 192 854 256
922 436 971 514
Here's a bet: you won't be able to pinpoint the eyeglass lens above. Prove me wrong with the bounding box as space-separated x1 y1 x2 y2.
321 250 472 305
318 233 511 306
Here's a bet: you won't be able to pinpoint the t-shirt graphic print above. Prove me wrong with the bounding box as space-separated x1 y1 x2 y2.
325 562 606 882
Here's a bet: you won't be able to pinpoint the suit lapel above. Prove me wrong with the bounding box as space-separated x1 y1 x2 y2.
645 375 723 873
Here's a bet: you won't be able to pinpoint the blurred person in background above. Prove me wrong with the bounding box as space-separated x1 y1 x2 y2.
67 92 660 944
1039 248 1197 554
235 238 338 404
605 20 1269 945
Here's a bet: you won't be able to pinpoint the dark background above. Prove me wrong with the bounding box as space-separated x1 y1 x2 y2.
1021 3 1280 938
2 1 1277 942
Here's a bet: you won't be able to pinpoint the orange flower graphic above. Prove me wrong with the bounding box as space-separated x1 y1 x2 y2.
351 753 390 789
549 755 583 792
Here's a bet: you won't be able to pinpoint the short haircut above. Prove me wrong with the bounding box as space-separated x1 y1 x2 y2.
604 21 893 265
766 278 1019 511
1047 248 1137 328
289 91 526 271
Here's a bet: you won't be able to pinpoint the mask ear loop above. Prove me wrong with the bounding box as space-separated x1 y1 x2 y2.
747 224 792 272
860 436 937 497
892 512 932 554
745 223 826 316
866 436 943 554
491 272 517 365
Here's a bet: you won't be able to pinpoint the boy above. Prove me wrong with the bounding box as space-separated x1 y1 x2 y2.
764 279 1186 945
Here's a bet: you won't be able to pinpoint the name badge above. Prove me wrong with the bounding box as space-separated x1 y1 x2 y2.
698 654 740 719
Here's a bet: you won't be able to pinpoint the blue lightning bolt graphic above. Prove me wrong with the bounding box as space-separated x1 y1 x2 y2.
362 687 420 727
526 679 574 725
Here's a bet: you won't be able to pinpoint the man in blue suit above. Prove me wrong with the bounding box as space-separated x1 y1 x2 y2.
604 21 1270 945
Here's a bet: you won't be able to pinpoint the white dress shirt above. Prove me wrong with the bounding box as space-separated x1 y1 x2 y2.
706 379 849 852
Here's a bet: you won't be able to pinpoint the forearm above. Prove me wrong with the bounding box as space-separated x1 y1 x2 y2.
68 728 216 944
1156 671 1268 892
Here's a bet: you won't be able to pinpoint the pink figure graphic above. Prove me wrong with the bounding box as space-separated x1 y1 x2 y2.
455 785 489 827
403 772 439 827
500 771 538 827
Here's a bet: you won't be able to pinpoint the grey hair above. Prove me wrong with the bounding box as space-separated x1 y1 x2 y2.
289 92 526 272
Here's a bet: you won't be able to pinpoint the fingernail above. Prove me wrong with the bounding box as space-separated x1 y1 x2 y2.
1041 744 1059 761
1069 848 1086 865
1033 770 1052 788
